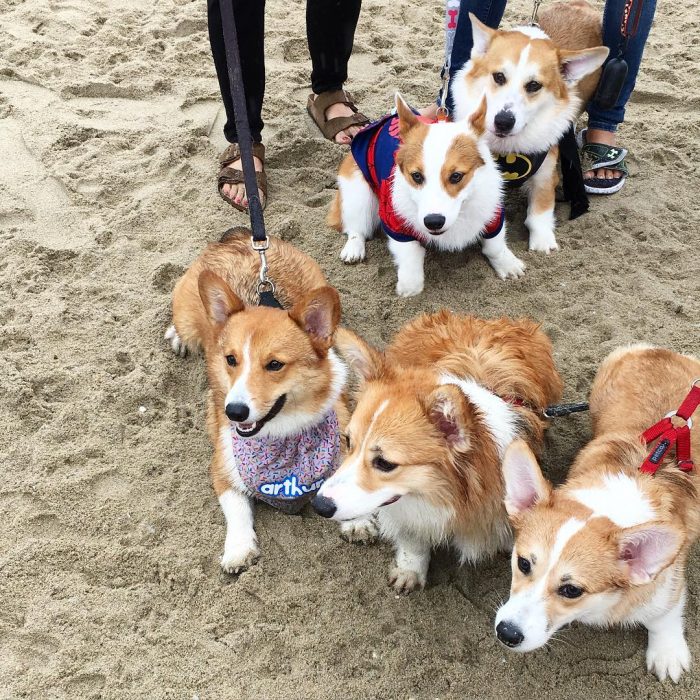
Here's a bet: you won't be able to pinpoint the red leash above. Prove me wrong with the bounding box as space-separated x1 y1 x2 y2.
640 380 700 474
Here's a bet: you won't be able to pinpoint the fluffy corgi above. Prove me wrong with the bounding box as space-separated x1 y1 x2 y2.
166 228 376 574
496 345 700 682
451 3 609 252
328 94 525 298
311 311 562 592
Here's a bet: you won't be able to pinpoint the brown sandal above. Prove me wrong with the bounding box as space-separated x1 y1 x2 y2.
217 142 267 211
307 89 370 142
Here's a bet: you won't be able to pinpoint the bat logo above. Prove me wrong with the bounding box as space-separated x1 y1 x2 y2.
497 152 533 181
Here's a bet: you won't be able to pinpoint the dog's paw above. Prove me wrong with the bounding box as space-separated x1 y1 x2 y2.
388 567 426 594
395 277 424 297
528 229 559 254
220 542 261 575
647 636 691 682
164 324 187 357
340 236 366 263
340 516 378 545
490 250 526 280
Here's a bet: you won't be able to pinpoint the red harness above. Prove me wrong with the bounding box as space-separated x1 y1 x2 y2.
640 381 700 474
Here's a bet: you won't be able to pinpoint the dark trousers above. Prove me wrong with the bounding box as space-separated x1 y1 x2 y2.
207 0 362 144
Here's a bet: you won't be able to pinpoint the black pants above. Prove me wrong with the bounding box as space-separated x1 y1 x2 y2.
207 0 362 144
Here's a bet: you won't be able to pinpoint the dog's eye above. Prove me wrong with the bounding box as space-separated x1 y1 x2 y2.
411 171 424 185
448 172 464 185
525 80 542 94
493 71 506 85
265 359 285 372
373 456 398 472
558 583 584 599
225 355 237 367
517 556 531 575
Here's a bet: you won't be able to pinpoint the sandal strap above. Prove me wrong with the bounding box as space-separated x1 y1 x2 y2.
218 167 268 211
581 143 629 176
219 142 265 168
311 89 357 114
319 113 370 140
307 90 370 140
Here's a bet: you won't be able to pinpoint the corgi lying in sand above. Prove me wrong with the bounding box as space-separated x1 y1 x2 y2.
329 95 525 298
311 311 562 592
166 228 376 573
496 345 700 682
451 3 609 252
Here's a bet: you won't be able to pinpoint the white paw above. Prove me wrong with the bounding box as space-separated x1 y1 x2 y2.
164 324 187 357
528 228 559 254
489 250 526 280
220 540 260 575
340 516 379 545
388 567 426 594
340 236 366 263
647 637 691 682
395 276 424 297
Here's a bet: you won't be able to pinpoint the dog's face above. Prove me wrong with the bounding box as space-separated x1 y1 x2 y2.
494 441 682 651
462 15 608 151
393 94 490 236
198 271 342 438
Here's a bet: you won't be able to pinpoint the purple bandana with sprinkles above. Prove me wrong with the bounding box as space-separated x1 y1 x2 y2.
232 411 340 514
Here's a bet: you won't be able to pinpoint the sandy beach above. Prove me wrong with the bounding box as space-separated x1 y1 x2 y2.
1 0 699 697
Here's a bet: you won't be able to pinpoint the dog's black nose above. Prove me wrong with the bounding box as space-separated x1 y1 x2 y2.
311 495 337 518
225 402 250 422
496 620 524 647
423 214 446 231
494 110 516 134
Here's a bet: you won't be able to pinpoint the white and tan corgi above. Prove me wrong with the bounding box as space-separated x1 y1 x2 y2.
328 94 525 298
451 3 609 252
166 228 376 574
496 345 700 682
311 311 562 592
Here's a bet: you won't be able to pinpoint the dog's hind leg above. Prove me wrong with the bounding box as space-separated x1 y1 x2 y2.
525 147 559 253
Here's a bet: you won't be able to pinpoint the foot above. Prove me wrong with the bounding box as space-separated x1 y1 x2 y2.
583 128 623 182
487 248 526 280
340 516 378 545
314 98 363 144
164 325 187 357
220 539 261 575
221 154 266 209
646 634 690 682
388 566 426 594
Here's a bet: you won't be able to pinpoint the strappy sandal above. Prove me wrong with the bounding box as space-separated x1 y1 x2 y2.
217 142 267 211
307 89 370 142
576 128 629 195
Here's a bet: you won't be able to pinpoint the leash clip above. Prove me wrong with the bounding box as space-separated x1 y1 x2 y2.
664 410 693 431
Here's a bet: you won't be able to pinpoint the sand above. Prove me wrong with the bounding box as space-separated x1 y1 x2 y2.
1 0 698 697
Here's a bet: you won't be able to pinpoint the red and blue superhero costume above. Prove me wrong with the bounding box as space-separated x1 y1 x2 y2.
350 113 504 243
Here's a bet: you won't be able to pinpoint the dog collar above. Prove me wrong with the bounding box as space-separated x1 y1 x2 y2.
233 410 341 514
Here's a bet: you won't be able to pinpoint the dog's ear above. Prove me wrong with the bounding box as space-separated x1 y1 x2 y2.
395 92 419 140
502 440 552 517
289 286 341 354
198 270 245 325
334 327 385 383
559 46 609 84
469 95 487 136
426 384 471 452
469 13 496 57
617 523 681 586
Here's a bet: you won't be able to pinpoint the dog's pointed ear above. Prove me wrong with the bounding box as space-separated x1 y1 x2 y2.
198 270 245 325
469 95 487 136
289 286 341 354
469 13 496 57
334 327 385 383
559 46 609 84
395 92 419 140
426 384 471 452
502 440 551 517
617 523 681 586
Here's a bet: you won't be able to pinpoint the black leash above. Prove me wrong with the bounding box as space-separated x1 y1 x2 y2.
543 402 590 419
219 0 282 310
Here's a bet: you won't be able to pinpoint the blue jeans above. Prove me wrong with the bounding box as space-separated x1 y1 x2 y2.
449 0 657 133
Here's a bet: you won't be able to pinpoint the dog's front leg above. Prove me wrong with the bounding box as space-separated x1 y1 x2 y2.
480 224 526 280
217 488 260 574
388 531 431 594
387 237 425 297
645 588 691 682
525 147 559 253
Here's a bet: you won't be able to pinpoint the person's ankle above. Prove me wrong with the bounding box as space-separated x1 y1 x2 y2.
586 127 616 146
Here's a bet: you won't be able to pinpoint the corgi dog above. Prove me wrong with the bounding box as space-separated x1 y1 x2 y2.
496 345 700 682
328 94 525 298
451 3 609 252
166 228 376 574
311 311 562 592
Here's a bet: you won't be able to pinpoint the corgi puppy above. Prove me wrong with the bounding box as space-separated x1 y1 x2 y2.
166 228 376 574
496 345 700 682
328 94 525 298
451 3 609 252
311 311 562 592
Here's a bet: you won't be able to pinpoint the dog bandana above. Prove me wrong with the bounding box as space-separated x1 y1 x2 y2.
232 411 340 514
351 113 505 243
